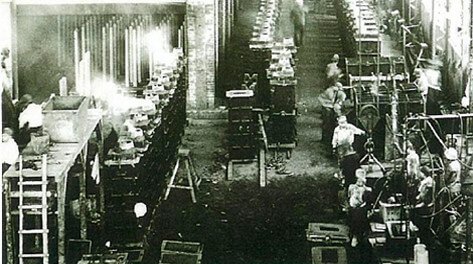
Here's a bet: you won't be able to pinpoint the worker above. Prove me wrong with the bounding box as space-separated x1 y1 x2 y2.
1 47 12 98
2 127 19 174
348 169 372 247
339 148 360 189
18 95 43 147
290 2 305 47
15 94 33 118
444 147 461 197
415 166 434 208
326 54 342 86
406 141 420 180
413 68 429 98
2 76 16 134
332 115 365 157
318 82 346 115
319 82 346 145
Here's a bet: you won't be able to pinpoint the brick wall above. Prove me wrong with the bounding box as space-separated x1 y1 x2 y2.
186 0 216 109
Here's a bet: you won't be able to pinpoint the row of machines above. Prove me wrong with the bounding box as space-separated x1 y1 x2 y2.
249 0 280 108
266 39 297 146
226 90 258 161
333 0 425 160
334 0 381 57
102 49 187 258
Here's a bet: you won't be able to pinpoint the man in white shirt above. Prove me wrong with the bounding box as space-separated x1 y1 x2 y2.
444 147 461 197
2 127 19 174
326 54 342 87
332 116 365 157
18 98 43 147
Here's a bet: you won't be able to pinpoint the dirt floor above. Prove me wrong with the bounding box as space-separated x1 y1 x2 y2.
142 0 351 263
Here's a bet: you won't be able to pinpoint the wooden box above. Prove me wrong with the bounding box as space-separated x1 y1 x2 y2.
311 246 347 264
42 96 89 142
306 223 350 244
160 240 203 264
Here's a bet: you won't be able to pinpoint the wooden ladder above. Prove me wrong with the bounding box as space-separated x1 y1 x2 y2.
164 149 200 203
18 154 49 264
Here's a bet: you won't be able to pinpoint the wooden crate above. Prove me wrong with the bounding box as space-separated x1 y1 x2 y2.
306 223 350 245
311 246 347 264
160 240 203 264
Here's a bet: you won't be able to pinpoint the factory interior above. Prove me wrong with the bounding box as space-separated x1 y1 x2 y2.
1 0 473 263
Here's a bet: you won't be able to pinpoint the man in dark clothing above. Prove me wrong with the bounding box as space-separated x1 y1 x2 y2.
290 4 305 47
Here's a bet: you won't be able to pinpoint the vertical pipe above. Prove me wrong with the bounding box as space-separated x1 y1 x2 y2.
132 26 138 87
466 197 472 264
57 16 61 67
129 25 133 86
178 28 182 48
86 19 91 53
109 24 114 81
137 23 142 84
125 28 129 87
81 25 86 56
117 18 122 76
102 25 107 82
431 0 436 59
91 16 96 74
64 16 69 64
113 22 118 79
74 29 80 91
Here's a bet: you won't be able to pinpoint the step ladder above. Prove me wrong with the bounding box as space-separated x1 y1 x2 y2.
18 154 49 264
164 149 200 203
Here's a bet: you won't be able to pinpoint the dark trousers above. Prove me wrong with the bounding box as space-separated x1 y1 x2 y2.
340 152 360 189
321 107 336 145
349 206 369 239
294 25 304 47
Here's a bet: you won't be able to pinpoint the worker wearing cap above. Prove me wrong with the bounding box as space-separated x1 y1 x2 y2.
347 168 372 247
2 127 19 174
326 54 342 86
332 116 365 157
444 147 461 196
319 82 346 145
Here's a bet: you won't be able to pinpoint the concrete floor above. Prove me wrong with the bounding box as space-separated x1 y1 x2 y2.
142 0 353 263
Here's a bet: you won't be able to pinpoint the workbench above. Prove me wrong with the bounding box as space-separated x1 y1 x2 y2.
3 108 103 264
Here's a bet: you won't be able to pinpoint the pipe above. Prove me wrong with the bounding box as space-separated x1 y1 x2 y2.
133 26 138 87
137 22 142 84
74 29 80 92
102 25 107 82
109 24 114 81
125 28 129 87
431 0 436 59
86 19 91 53
57 16 61 67
129 25 133 87
81 25 86 56
115 21 119 79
